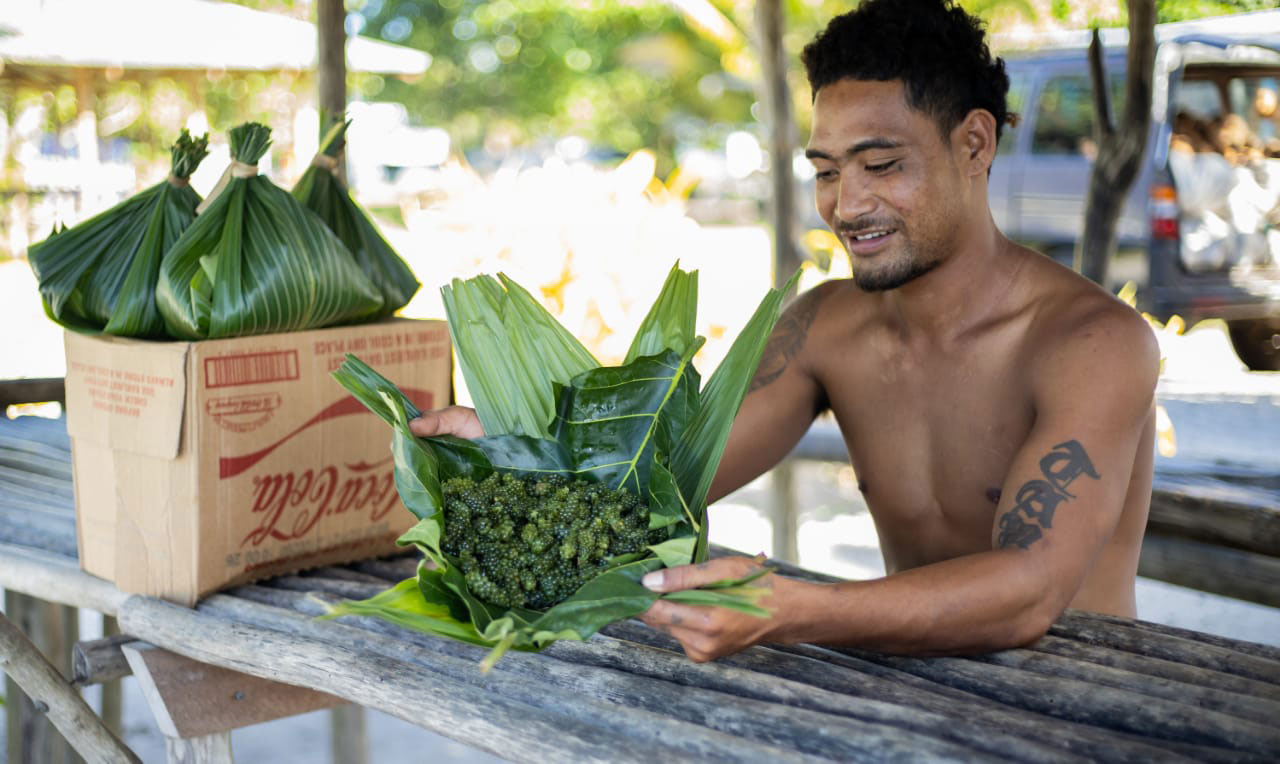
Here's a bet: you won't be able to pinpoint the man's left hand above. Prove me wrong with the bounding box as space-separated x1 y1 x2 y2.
639 556 784 662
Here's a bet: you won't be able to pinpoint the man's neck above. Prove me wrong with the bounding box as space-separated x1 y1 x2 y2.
878 214 1020 343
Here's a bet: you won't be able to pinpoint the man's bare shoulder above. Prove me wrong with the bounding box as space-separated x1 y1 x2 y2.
1014 246 1159 401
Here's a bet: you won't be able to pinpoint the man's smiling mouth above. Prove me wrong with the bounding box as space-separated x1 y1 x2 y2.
853 230 894 241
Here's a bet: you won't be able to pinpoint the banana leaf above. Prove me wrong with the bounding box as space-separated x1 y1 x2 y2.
327 264 796 667
155 122 384 339
291 120 420 318
28 130 210 338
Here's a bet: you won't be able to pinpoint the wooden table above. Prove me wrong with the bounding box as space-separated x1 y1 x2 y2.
3 414 1280 763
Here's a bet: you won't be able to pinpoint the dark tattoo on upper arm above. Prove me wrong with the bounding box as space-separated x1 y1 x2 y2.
996 440 1100 550
749 289 825 393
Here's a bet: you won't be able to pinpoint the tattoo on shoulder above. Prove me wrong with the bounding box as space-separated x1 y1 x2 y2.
749 289 825 393
996 440 1100 550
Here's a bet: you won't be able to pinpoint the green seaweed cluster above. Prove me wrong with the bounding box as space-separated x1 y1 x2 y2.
441 473 669 610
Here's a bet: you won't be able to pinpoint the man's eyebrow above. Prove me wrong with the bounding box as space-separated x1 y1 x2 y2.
804 138 904 160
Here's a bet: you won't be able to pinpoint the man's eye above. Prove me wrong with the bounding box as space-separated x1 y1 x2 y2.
866 160 899 173
815 169 837 181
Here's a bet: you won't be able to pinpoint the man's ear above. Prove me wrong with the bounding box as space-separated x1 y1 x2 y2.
953 108 998 176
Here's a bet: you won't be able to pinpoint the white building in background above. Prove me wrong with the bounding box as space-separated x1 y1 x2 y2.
0 0 430 254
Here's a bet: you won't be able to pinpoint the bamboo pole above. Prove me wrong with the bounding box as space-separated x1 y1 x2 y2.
0 608 139 764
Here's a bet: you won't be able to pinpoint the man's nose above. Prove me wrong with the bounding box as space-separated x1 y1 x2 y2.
835 176 875 224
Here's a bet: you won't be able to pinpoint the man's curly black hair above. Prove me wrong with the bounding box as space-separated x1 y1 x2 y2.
801 0 1010 146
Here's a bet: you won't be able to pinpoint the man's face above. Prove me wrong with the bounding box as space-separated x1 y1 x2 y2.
806 79 966 292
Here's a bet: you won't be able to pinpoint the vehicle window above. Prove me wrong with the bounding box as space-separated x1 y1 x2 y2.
1228 74 1279 146
997 69 1031 155
1173 79 1222 121
1031 73 1126 157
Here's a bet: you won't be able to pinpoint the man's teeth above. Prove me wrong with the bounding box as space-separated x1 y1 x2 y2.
853 230 890 241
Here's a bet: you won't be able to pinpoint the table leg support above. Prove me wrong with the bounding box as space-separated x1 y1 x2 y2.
329 704 368 764
164 733 233 764
0 606 139 764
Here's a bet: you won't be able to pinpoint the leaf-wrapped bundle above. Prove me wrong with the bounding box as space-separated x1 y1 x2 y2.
28 130 210 337
155 122 384 339
292 120 420 318
329 263 796 667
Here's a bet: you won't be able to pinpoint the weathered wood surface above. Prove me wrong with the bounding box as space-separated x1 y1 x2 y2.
73 634 135 686
121 641 345 739
4 414 1280 762
1138 532 1280 608
5 592 82 764
0 377 66 407
329 705 368 764
0 609 140 764
163 734 232 764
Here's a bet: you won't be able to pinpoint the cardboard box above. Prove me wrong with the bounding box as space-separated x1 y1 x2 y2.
64 319 451 606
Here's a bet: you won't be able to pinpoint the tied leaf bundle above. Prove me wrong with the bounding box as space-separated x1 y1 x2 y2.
155 122 384 339
292 120 420 318
328 263 797 668
28 130 210 338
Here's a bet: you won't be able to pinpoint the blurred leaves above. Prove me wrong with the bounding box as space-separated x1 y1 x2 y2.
352 0 755 170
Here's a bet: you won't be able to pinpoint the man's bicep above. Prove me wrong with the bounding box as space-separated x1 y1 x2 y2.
708 287 832 502
988 313 1158 601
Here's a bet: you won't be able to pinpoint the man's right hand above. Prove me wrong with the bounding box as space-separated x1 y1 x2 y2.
409 406 485 439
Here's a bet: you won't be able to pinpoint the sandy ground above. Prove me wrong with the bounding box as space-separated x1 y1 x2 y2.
2 249 1279 761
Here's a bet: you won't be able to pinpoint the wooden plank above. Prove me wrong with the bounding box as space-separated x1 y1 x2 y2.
72 634 135 686
1029 634 1280 703
101 615 123 739
119 642 346 739
1148 477 1280 556
163 735 232 764
603 620 1224 763
974 642 1280 726
117 594 824 764
4 592 82 764
837 648 1280 756
199 593 971 763
348 555 419 582
329 705 368 764
763 642 1241 764
1059 609 1280 663
0 607 140 764
1047 609 1280 687
1138 532 1280 608
0 378 66 407
0 543 128 615
219 589 1164 763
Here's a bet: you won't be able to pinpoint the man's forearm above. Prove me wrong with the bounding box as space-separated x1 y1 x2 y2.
766 549 1061 655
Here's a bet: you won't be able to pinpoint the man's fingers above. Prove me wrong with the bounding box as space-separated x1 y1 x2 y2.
641 556 760 593
409 406 484 439
641 600 709 630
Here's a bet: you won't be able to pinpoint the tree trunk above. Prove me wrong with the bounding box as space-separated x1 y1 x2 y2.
755 0 802 292
1075 1 1156 285
316 0 347 184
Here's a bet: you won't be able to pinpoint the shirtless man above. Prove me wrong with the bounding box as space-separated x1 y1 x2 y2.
412 0 1159 662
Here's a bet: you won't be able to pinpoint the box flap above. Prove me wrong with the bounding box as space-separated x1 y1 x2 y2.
64 331 190 460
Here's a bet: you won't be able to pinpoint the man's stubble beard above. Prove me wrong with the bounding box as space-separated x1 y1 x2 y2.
851 238 942 292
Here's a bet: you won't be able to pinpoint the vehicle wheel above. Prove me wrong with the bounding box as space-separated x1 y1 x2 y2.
1227 319 1280 371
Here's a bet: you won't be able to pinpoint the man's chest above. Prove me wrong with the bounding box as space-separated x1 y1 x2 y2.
817 346 1036 557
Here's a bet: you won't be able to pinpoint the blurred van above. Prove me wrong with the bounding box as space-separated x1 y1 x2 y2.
990 14 1280 370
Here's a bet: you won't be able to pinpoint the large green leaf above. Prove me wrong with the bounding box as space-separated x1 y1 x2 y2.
672 270 802 561
322 574 490 646
155 123 385 339
27 130 208 338
441 274 598 439
624 264 698 363
292 120 420 318
327 264 795 668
